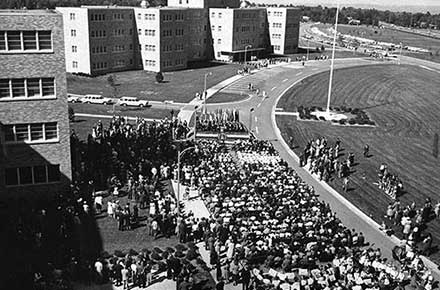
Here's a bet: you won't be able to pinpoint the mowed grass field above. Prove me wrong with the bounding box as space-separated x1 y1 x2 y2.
67 63 241 103
276 64 440 261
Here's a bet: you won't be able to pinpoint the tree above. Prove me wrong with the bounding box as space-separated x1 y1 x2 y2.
155 72 164 83
68 106 75 122
107 74 118 97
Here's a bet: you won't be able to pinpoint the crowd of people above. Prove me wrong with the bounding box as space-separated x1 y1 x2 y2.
298 137 356 191
177 139 436 290
378 163 404 200
384 198 440 257
70 116 189 188
196 110 247 133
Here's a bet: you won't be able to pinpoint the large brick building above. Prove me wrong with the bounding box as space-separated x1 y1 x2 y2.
0 10 72 199
57 0 300 75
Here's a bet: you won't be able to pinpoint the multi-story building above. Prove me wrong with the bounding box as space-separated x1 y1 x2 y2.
167 0 240 8
0 10 72 198
267 7 301 55
57 6 138 75
209 7 269 62
57 0 300 75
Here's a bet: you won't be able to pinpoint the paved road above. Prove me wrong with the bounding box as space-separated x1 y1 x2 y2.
206 57 440 275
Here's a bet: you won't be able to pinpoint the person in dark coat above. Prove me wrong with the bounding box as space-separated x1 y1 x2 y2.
240 266 251 290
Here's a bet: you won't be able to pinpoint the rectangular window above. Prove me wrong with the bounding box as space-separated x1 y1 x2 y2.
33 165 47 184
23 31 37 50
33 31 51 49
15 124 29 141
72 45 77 52
11 79 25 98
5 168 18 186
0 31 6 50
47 165 60 182
72 61 78 68
4 125 14 142
70 13 76 20
44 122 57 140
41 78 55 96
0 79 10 98
70 29 76 37
7 31 21 50
19 167 33 185
30 123 44 141
27 78 41 97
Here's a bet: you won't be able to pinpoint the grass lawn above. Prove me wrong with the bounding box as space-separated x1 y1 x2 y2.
207 92 250 104
70 103 174 119
67 62 242 103
276 64 440 262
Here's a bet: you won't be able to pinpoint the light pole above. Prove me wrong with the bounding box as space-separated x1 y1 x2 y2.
306 39 309 61
249 107 254 133
326 0 340 114
203 72 212 114
176 145 198 216
244 45 252 64
399 42 403 65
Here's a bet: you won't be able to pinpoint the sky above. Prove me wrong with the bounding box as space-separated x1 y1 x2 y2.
253 0 440 13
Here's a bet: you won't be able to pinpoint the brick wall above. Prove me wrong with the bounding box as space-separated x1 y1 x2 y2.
0 11 72 197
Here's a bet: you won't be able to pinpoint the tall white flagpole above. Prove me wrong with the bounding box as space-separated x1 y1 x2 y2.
326 0 340 114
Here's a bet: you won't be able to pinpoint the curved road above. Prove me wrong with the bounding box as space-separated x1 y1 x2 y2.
206 57 440 275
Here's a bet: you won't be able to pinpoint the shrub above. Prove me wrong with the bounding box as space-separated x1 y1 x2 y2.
319 116 326 121
155 72 164 83
339 119 346 125
348 119 356 125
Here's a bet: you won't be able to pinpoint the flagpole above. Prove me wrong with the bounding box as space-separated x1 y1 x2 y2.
326 0 340 114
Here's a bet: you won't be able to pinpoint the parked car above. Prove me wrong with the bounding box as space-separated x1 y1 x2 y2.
119 96 149 107
67 94 81 103
81 94 113 105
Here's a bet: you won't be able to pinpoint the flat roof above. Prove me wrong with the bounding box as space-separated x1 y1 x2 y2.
0 9 59 15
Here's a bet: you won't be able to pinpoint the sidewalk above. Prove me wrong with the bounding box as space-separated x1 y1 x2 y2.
171 180 241 290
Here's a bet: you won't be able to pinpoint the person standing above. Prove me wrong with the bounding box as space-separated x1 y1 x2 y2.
363 144 370 157
121 265 129 290
240 265 251 290
343 177 349 192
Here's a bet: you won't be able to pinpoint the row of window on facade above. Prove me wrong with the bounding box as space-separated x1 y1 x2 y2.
139 29 156 36
268 11 284 17
4 122 58 143
162 43 184 52
0 31 52 51
161 29 184 37
162 59 184 67
5 164 60 187
89 59 133 70
0 78 55 99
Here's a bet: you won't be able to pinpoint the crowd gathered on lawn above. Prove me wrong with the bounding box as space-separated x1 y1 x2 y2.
298 137 356 192
4 113 440 290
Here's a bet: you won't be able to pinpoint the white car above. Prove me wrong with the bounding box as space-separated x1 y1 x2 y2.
81 94 113 105
67 94 81 103
119 97 149 107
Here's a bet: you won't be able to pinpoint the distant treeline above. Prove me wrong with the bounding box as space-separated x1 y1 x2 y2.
0 0 167 9
259 4 440 29
1 0 439 30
